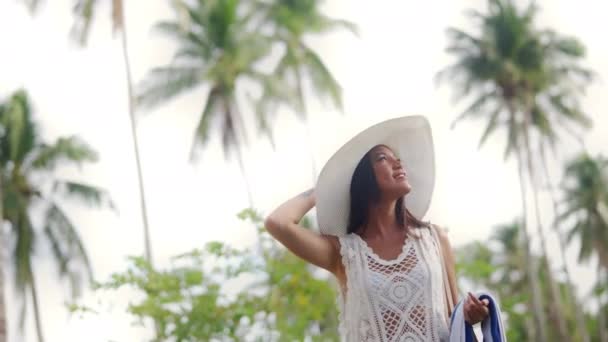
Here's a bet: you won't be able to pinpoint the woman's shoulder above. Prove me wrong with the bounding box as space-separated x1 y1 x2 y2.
425 222 452 251
325 233 362 258
424 221 447 235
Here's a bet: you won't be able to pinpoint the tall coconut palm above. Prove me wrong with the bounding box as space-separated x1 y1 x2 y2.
22 0 154 264
539 141 591 342
0 90 112 342
0 106 8 342
136 0 278 206
253 0 357 181
517 30 592 342
559 153 608 341
438 0 593 339
559 153 608 270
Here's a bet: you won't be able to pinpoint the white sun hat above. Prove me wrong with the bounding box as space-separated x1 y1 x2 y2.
315 115 435 236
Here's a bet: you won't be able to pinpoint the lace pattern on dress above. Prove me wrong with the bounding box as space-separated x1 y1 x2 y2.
337 228 450 342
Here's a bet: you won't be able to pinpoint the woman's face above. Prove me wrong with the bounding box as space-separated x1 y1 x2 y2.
370 145 411 199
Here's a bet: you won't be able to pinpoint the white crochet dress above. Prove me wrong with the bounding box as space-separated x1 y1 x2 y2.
337 227 450 342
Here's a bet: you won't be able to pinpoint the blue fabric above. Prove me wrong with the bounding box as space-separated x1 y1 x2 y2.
449 292 506 342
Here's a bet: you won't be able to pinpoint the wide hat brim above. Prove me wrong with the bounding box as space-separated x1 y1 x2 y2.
315 115 435 236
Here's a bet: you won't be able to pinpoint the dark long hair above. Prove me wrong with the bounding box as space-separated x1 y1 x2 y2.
346 147 428 235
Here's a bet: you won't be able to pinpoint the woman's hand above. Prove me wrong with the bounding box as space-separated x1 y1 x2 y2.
463 292 489 325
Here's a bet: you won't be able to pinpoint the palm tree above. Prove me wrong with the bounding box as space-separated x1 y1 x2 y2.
539 142 591 342
438 0 593 339
558 153 608 341
0 90 112 342
21 0 154 264
253 0 357 181
559 153 608 269
136 0 277 206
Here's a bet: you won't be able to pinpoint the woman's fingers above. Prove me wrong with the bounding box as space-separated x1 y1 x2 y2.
465 293 490 323
468 292 484 306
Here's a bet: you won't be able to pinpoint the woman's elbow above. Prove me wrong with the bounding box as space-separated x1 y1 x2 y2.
264 214 282 233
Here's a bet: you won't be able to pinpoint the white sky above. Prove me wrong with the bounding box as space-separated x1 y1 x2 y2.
1 0 607 341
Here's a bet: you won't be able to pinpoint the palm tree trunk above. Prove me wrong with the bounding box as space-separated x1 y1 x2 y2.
521 106 569 341
118 8 153 264
598 267 608 342
539 145 590 342
510 107 548 342
0 175 7 342
28 272 44 342
515 145 547 342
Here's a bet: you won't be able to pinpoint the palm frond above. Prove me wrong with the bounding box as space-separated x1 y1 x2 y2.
575 220 594 263
52 180 115 210
547 94 592 128
136 66 203 109
251 96 276 149
503 115 520 160
190 86 222 161
302 46 342 110
249 70 298 144
0 90 38 164
529 104 556 143
450 89 499 129
44 202 93 298
445 27 482 49
548 35 586 58
70 0 97 46
29 136 97 171
220 100 239 160
556 205 581 223
478 105 503 148
315 15 359 36
154 21 212 59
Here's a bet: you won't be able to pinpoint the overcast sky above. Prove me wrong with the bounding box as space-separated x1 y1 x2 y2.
1 0 607 341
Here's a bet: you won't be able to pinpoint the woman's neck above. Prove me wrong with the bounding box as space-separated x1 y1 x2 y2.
363 199 401 239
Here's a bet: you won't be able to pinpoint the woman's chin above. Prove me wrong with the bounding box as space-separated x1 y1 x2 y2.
394 185 411 198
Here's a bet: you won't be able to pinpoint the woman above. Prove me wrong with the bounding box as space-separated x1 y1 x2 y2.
265 116 488 341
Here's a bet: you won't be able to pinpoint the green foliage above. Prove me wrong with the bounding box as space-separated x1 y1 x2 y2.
72 210 339 341
0 89 110 335
92 252 258 341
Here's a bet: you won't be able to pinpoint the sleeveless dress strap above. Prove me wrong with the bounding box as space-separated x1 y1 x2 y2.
430 223 455 322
